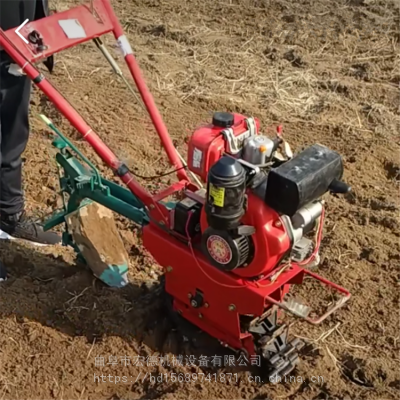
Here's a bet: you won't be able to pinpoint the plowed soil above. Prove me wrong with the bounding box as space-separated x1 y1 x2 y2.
1 0 399 399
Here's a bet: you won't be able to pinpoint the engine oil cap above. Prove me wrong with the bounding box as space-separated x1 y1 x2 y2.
212 112 234 128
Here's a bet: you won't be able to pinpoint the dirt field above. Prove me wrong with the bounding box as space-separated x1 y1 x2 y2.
1 0 399 399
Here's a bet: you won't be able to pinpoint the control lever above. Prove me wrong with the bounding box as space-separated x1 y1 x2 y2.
329 179 351 194
27 30 53 73
28 30 47 52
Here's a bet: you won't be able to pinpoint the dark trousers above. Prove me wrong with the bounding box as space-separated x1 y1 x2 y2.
0 60 31 216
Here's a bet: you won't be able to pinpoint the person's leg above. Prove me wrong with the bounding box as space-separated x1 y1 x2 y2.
0 62 60 245
0 64 30 216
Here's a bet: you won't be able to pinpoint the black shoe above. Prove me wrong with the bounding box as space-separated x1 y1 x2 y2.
0 260 7 282
0 211 61 246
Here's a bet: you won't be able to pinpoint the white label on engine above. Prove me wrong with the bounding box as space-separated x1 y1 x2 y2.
235 130 251 149
193 147 202 168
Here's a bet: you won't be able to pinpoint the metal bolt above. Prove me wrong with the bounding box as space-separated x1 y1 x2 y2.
188 293 192 299
204 303 209 308
275 220 282 227
228 304 236 311
191 300 198 307
166 266 173 272
159 220 165 225
149 204 155 210
198 313 203 318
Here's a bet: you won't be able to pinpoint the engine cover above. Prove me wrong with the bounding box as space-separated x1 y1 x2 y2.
201 227 253 271
200 192 292 278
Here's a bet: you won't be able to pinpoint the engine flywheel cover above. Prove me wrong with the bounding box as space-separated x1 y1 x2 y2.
206 235 233 265
201 227 253 272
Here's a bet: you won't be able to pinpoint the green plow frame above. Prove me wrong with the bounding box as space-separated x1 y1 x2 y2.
40 115 151 288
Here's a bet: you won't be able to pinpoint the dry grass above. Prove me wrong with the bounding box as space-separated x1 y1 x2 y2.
43 0 400 152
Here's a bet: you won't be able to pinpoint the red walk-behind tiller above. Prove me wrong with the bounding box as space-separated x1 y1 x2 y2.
0 0 352 380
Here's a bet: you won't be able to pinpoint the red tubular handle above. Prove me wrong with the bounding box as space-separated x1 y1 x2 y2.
0 0 191 216
0 31 154 208
101 0 189 183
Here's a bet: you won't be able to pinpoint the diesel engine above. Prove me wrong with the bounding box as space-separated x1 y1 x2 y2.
184 112 351 278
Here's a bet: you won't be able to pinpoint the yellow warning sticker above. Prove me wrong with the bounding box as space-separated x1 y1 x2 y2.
209 184 225 207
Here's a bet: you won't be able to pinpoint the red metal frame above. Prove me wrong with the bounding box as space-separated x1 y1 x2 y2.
143 223 350 354
0 0 351 356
